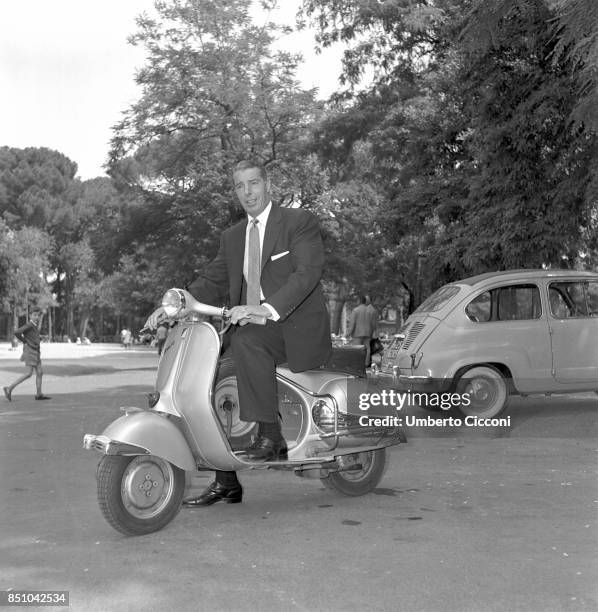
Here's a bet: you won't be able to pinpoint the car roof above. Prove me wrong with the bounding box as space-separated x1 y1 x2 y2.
455 269 598 287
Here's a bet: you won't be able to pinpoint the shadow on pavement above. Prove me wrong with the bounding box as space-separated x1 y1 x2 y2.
1 364 157 377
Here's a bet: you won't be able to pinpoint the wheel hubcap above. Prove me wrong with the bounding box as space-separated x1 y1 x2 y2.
121 456 174 519
469 378 497 405
337 452 374 482
214 378 255 438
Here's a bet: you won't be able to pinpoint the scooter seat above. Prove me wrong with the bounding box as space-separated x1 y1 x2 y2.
280 346 365 378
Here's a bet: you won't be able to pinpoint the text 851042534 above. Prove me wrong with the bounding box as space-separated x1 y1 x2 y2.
0 591 69 606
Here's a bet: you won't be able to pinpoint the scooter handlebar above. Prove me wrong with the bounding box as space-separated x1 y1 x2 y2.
162 289 266 326
162 288 226 319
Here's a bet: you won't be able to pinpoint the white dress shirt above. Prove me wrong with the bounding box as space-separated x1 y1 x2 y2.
244 202 279 320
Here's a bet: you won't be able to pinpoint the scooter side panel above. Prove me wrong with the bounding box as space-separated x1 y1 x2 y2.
278 368 407 457
171 323 247 471
102 412 196 470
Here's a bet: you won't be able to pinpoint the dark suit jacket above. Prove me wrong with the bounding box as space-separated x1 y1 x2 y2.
188 203 332 372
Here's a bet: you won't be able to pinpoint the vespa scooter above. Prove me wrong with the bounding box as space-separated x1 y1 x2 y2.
83 289 407 535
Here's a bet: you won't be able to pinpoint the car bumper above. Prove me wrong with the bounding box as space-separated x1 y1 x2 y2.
374 369 451 393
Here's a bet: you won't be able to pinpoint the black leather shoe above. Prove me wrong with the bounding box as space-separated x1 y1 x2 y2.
244 436 288 461
182 481 242 507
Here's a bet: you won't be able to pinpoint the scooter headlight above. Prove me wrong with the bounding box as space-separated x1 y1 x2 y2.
162 289 185 317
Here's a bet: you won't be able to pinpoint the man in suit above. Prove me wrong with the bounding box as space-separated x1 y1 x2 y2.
148 159 331 506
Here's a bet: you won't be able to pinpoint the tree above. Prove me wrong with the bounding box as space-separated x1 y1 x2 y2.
0 221 54 333
0 147 149 338
107 0 325 294
0 146 80 231
301 0 598 301
547 0 598 132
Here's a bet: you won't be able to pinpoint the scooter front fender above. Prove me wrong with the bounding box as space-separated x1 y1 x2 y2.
85 411 196 471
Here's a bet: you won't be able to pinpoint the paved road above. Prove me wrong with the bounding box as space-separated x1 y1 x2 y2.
0 344 597 611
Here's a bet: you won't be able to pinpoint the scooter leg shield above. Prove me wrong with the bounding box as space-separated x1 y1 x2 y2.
101 412 196 471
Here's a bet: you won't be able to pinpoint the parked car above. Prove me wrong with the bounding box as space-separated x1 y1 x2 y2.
379 269 598 418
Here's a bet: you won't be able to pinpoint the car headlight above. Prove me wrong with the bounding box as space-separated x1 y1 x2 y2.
162 289 185 317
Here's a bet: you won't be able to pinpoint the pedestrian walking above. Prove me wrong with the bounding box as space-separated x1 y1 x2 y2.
121 328 132 349
3 309 51 401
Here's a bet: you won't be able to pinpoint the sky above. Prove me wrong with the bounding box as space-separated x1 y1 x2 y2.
0 1 343 180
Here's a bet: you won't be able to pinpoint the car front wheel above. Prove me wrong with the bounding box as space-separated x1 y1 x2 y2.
454 366 509 419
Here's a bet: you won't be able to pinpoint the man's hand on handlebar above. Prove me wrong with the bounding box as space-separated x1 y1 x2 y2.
144 307 168 330
227 305 270 326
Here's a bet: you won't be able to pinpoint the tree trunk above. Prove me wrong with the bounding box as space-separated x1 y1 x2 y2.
79 314 89 340
66 302 74 340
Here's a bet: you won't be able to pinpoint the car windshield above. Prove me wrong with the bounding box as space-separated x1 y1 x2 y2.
415 285 461 313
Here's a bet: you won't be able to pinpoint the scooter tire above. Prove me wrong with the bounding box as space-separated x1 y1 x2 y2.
321 448 386 496
96 455 185 536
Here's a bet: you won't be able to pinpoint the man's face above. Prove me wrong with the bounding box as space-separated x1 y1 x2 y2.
233 167 270 218
30 312 41 325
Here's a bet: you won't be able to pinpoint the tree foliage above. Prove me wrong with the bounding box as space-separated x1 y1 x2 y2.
0 147 143 337
106 0 329 297
0 220 54 315
549 0 598 131
4 0 598 336
301 0 598 300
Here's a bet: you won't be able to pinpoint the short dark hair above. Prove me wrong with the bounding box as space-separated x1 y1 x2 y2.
30 308 42 316
233 159 268 180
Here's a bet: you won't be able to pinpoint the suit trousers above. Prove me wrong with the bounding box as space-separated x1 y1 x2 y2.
230 320 287 423
351 336 372 367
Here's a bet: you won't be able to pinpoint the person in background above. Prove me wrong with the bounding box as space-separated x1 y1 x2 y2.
348 294 377 367
3 309 51 401
365 294 380 367
121 328 132 350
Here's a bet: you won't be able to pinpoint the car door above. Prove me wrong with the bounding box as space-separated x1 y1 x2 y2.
463 282 553 389
548 279 598 383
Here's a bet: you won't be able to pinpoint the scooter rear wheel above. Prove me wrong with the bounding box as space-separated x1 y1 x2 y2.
96 455 185 536
321 448 386 496
214 359 257 449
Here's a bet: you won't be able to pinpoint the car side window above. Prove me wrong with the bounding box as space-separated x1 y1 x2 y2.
496 284 541 320
465 291 491 322
466 284 541 322
549 282 588 318
549 287 573 318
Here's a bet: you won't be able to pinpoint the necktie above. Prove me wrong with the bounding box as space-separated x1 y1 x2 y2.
247 218 261 305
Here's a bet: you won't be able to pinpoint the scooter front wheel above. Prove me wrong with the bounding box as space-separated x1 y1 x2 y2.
96 455 185 536
321 448 386 496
